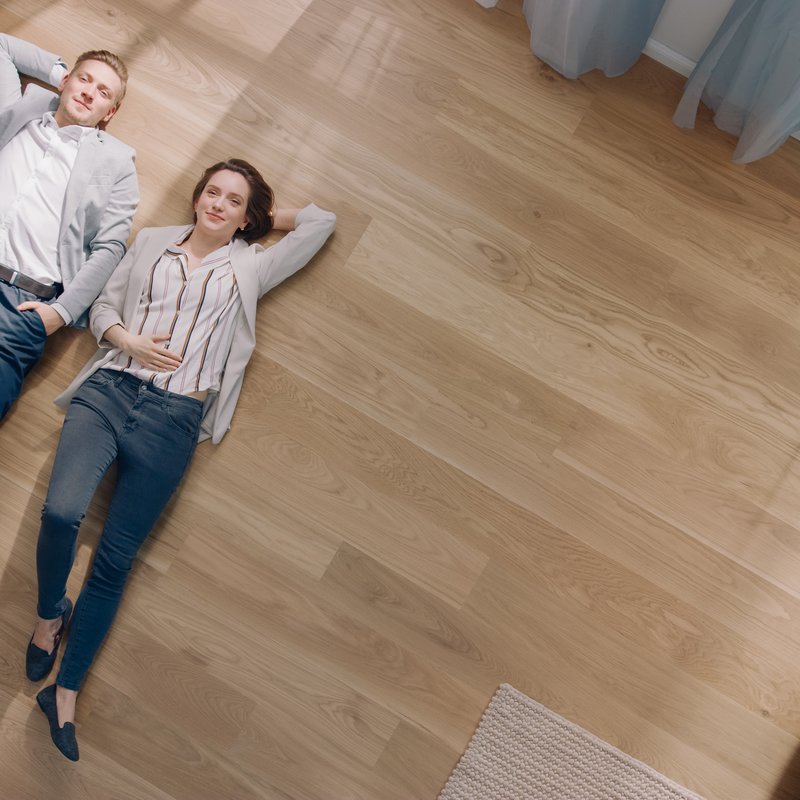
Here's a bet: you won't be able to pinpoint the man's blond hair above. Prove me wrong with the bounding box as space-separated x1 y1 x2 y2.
73 49 128 104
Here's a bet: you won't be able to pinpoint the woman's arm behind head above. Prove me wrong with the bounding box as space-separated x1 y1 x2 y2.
254 203 336 298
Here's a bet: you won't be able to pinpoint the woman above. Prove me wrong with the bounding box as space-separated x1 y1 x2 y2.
25 158 336 760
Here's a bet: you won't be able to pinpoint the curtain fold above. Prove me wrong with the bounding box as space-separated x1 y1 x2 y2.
523 0 667 79
673 0 800 163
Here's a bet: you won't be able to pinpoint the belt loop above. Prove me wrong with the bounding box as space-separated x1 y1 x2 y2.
8 270 18 287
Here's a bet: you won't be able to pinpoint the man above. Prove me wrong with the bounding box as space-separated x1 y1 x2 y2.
0 33 139 420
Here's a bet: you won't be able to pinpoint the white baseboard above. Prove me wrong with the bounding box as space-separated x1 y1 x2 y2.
643 38 696 78
644 37 800 143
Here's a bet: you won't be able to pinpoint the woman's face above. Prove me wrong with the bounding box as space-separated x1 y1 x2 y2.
193 169 250 241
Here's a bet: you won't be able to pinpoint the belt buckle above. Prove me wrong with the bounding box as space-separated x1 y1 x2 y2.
8 270 18 287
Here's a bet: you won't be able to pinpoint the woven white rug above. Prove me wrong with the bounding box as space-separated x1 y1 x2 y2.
438 684 704 800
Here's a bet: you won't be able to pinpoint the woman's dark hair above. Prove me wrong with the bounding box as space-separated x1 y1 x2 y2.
191 158 275 242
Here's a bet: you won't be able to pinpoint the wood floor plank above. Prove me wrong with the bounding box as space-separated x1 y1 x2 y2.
374 720 459 800
77 679 268 800
556 410 800 595
119 561 400 769
346 217 800 475
258 274 576 484
0 688 178 800
323 528 800 739
171 527 488 749
500 455 800 659
574 94 800 248
216 362 492 606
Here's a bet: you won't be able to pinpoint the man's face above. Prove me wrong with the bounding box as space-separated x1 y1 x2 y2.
54 59 122 128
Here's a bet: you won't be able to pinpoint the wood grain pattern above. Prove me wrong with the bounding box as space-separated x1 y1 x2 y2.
1 1 800 798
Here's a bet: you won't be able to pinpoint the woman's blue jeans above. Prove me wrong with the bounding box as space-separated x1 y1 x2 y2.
36 370 203 690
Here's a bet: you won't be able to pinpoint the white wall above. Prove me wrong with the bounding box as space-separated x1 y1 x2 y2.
651 0 734 63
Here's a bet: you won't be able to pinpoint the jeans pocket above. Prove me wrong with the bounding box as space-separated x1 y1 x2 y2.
88 369 116 386
78 370 117 400
164 400 202 438
21 307 46 339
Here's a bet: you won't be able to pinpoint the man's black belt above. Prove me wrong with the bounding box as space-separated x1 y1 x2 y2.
0 264 62 300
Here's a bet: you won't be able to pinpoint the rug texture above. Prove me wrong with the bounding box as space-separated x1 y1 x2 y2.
438 684 704 800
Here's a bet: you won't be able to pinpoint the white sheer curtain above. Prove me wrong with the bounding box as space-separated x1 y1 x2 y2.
673 0 800 163
521 0 667 79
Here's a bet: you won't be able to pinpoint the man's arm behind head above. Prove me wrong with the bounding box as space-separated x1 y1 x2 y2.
0 33 64 112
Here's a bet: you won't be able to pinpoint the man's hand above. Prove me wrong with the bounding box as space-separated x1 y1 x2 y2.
16 301 66 335
119 332 182 372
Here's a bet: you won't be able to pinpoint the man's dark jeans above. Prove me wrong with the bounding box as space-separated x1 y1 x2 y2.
0 281 47 419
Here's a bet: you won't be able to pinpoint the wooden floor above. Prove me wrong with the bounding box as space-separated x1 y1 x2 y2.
1 0 800 797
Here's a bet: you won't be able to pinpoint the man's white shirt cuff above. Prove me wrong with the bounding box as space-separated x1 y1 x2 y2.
48 61 68 88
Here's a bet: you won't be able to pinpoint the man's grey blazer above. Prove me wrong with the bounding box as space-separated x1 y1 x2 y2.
0 34 139 325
